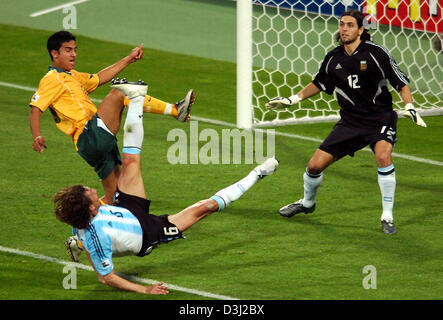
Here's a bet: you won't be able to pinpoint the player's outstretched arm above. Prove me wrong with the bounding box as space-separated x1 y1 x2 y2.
102 271 169 295
266 82 320 109
84 245 168 294
97 44 144 86
29 106 47 153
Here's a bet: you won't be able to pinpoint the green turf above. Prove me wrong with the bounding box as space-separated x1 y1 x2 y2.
0 0 237 63
0 21 442 301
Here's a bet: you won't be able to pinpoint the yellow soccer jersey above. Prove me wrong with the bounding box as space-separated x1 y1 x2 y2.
30 66 100 145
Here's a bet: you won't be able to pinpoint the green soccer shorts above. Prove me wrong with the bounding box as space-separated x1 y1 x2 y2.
76 114 122 180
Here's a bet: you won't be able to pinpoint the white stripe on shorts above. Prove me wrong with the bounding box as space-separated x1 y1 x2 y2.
96 117 114 136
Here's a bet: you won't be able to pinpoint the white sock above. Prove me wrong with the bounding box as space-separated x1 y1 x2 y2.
211 170 260 211
123 96 145 154
163 103 174 115
302 169 323 208
378 165 396 222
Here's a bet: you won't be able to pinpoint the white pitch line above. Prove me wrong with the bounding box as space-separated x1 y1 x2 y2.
0 81 37 92
1 80 442 166
0 245 239 300
30 0 89 17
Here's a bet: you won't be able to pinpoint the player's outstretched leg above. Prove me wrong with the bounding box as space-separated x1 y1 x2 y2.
175 89 195 122
168 157 279 232
120 81 196 122
211 156 279 210
111 78 147 198
110 78 148 99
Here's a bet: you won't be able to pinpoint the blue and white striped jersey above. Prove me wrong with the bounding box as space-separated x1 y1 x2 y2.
73 205 143 276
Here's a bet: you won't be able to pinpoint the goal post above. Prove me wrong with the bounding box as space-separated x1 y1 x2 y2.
236 0 443 128
237 0 253 129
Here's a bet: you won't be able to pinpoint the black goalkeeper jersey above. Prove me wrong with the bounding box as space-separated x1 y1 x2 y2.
313 40 409 127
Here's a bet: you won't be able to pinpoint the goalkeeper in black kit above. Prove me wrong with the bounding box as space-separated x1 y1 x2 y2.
266 10 427 234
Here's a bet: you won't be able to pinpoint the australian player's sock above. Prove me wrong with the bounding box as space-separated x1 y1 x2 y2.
378 164 396 223
210 170 260 211
124 96 178 117
302 169 323 208
123 95 144 154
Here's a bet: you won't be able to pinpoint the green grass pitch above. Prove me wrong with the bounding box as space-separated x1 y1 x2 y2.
0 1 442 301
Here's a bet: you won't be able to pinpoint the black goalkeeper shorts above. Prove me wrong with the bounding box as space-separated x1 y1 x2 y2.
319 120 397 160
113 188 184 257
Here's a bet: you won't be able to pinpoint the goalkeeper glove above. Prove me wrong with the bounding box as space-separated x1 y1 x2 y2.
401 103 427 127
266 94 301 110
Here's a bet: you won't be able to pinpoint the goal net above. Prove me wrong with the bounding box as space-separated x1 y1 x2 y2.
237 0 443 128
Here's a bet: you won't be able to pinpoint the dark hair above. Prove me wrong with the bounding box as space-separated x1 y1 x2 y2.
47 31 76 60
335 9 371 43
54 185 92 229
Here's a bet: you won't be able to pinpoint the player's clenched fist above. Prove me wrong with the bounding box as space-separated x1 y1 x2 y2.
129 43 144 63
33 135 47 153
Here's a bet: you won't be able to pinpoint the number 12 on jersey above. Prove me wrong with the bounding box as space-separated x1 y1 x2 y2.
347 74 360 89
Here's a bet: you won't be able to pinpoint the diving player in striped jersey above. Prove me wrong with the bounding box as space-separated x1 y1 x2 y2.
266 10 427 234
54 80 279 294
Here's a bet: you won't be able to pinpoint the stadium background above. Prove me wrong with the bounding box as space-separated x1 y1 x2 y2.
0 0 442 301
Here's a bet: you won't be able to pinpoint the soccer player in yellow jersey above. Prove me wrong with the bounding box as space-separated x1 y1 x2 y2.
30 31 195 206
